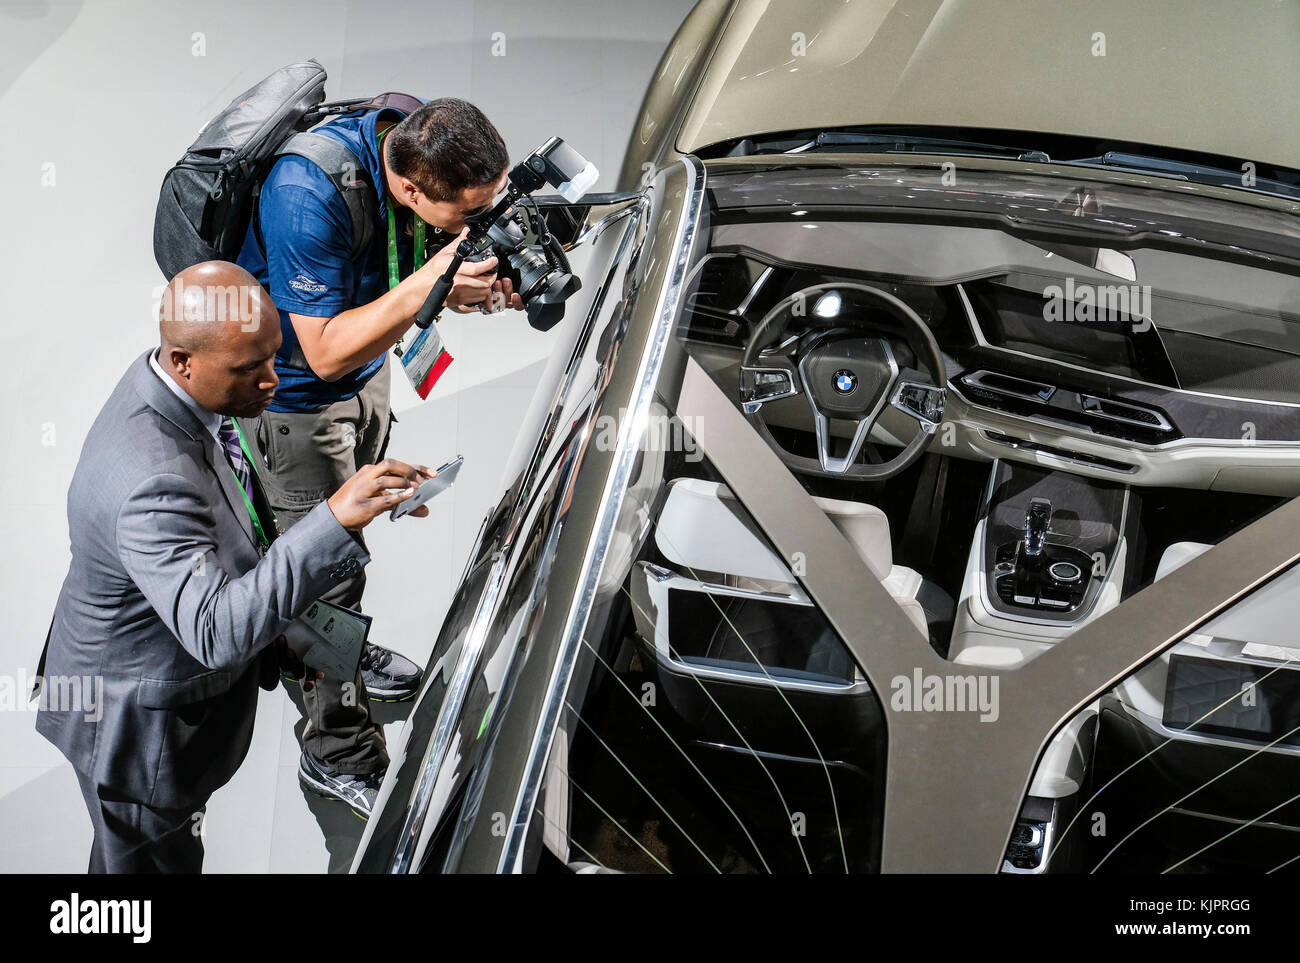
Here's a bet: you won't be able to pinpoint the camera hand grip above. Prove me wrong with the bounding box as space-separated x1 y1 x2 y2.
415 276 454 329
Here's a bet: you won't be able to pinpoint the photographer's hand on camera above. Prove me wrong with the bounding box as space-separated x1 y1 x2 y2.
422 231 523 315
486 273 525 314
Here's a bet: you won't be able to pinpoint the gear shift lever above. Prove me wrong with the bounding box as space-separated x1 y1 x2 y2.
994 496 1090 613
1022 497 1052 561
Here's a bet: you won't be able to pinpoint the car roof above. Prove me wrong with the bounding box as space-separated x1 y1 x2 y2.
676 0 1300 171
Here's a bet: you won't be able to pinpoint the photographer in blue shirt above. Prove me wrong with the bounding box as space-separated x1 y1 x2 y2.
236 97 521 817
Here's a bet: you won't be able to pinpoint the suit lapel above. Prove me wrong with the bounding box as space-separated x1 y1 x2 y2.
247 460 279 545
131 350 262 553
202 434 262 552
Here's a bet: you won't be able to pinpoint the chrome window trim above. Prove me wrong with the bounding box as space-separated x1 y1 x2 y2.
734 265 774 315
389 554 511 873
496 157 707 873
571 202 636 249
354 189 648 874
682 251 773 319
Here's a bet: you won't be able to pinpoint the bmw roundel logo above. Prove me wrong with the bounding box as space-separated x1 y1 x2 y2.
833 369 857 394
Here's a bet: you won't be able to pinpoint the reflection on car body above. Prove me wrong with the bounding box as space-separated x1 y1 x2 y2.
355 0 1300 874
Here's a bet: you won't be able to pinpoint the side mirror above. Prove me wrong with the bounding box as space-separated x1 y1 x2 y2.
527 191 641 250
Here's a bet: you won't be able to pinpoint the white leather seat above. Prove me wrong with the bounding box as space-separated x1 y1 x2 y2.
656 479 928 638
1154 541 1214 647
811 494 926 602
1154 541 1213 582
891 595 930 639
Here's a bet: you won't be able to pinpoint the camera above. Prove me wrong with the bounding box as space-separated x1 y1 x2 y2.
463 206 579 326
415 137 598 332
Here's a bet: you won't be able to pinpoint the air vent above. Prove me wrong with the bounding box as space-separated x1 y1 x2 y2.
683 255 735 314
1002 798 1058 874
961 370 1056 403
1078 394 1174 432
1004 819 1049 871
955 370 1181 445
682 254 772 346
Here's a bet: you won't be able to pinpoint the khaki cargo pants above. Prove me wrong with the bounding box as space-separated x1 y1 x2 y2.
238 359 394 774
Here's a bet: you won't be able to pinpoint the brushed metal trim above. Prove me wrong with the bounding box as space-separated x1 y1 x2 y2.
676 351 1300 872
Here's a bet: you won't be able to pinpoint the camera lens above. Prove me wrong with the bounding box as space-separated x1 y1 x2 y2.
510 248 552 298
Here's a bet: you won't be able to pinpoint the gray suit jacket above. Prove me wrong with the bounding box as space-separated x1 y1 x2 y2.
36 350 369 810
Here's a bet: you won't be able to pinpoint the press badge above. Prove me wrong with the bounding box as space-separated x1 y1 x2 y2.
396 323 454 399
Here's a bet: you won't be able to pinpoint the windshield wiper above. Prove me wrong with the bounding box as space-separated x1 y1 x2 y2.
785 130 1050 163
730 128 1300 202
1049 152 1300 200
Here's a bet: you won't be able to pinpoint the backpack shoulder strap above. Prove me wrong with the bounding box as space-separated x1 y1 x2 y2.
274 131 375 262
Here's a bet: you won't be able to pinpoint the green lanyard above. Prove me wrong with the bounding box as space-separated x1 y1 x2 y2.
230 420 272 548
381 127 426 355
380 127 426 292
387 203 426 290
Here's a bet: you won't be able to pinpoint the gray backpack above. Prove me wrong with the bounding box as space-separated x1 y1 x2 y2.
152 59 420 280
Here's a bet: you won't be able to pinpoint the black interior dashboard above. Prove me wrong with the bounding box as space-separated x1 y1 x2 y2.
680 238 1300 495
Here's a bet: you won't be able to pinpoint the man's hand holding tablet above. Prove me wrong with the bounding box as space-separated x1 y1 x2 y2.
390 455 464 520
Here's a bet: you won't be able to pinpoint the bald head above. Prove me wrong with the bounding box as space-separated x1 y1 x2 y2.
156 261 282 418
159 260 275 353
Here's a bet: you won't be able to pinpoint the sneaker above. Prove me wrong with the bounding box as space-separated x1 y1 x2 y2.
360 642 422 702
297 750 383 821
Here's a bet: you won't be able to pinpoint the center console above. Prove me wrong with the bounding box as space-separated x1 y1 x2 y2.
949 460 1136 874
949 460 1133 668
990 498 1095 614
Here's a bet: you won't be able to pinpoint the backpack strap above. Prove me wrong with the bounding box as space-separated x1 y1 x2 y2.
251 132 377 373
274 131 375 262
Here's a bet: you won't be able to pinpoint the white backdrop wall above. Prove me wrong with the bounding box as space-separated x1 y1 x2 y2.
0 0 695 872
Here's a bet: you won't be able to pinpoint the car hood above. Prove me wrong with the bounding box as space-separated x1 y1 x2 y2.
677 0 1300 170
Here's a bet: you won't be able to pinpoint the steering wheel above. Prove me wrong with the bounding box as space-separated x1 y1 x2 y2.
739 282 947 480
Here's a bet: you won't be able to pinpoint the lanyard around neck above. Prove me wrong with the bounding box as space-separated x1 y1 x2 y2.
380 126 426 292
229 420 271 548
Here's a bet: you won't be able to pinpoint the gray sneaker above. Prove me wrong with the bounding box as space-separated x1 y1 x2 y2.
360 642 422 702
297 751 383 821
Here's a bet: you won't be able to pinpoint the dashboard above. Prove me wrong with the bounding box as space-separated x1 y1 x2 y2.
680 221 1300 496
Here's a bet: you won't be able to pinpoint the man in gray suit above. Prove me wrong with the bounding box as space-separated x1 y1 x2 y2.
35 261 431 872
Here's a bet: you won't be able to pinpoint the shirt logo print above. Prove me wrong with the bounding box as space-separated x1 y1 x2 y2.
288 273 327 294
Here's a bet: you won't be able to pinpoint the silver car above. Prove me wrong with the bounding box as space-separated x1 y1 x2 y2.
355 0 1300 874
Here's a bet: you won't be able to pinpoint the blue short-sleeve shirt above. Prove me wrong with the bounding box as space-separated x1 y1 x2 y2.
237 107 414 412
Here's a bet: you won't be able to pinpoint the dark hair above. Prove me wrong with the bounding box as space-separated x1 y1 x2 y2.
384 98 509 203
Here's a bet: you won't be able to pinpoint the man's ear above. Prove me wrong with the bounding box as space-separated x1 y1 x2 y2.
168 347 193 377
399 176 422 207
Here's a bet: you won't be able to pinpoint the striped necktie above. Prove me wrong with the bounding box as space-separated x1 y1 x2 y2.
219 418 251 501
